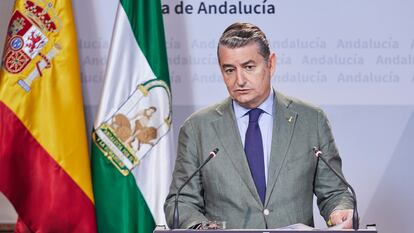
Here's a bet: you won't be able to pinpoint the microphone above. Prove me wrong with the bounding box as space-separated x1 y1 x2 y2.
172 148 219 229
312 147 359 231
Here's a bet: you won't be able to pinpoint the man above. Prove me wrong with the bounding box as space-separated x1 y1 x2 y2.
164 22 354 229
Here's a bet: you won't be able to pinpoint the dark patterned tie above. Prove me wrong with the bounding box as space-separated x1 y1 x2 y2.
244 108 266 204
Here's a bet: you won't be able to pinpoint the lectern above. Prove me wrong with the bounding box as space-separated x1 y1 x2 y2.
155 229 377 233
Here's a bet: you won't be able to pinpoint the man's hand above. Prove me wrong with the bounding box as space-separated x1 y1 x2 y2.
328 209 353 229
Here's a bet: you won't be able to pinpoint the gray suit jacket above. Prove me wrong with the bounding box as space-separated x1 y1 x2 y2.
164 91 353 229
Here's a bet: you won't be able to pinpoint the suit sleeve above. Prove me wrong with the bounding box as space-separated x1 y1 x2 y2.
164 118 208 228
314 110 354 221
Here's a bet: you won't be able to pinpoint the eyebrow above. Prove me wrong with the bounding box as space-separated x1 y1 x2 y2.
241 60 256 66
222 64 235 69
222 59 256 69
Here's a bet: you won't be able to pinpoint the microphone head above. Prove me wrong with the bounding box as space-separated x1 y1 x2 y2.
313 147 322 158
210 148 219 158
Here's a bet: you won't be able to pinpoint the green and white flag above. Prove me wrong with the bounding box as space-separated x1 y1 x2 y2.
91 1 174 232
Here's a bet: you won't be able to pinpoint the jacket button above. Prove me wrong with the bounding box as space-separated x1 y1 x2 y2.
263 209 270 215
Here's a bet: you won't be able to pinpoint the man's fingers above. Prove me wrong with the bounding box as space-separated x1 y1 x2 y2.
329 209 353 229
330 211 345 225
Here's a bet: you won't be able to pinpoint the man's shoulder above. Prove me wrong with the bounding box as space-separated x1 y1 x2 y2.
183 98 231 126
276 91 325 117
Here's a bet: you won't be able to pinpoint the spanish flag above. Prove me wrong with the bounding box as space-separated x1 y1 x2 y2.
0 1 97 232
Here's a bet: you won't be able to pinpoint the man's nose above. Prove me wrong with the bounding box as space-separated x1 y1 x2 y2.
235 69 246 86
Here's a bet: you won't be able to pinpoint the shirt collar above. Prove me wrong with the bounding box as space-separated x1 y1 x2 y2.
233 89 274 119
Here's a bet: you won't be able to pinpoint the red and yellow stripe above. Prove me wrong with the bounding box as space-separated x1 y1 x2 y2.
0 102 96 232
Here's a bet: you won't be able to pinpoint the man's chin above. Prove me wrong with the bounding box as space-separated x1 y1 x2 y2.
234 99 256 109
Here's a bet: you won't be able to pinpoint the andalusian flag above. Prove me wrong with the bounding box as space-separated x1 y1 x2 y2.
91 1 174 233
0 0 96 232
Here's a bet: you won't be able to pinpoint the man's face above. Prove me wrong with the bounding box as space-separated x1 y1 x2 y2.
218 43 276 109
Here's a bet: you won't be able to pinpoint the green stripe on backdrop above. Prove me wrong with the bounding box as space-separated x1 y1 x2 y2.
92 142 155 233
120 0 170 86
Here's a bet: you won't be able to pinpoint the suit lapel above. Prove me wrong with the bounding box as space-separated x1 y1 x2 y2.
211 98 263 206
265 91 298 206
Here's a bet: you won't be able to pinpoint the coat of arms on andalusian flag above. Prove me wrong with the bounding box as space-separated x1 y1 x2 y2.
93 79 172 176
2 0 61 92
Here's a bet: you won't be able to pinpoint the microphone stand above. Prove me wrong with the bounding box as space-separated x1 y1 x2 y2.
172 148 219 229
313 147 359 231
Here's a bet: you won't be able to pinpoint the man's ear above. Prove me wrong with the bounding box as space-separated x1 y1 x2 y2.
268 52 276 76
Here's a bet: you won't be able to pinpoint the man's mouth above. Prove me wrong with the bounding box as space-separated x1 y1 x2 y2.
235 88 250 94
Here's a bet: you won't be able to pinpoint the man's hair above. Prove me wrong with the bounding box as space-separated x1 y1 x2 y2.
217 22 270 62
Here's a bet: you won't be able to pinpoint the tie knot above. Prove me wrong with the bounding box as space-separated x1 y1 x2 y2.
248 108 263 122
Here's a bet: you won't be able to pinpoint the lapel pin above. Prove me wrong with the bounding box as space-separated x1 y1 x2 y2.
287 116 293 123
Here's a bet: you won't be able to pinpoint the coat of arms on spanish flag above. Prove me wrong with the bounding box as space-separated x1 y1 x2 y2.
0 0 97 232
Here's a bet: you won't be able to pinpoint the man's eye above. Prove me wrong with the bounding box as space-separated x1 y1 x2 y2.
225 68 234 74
245 65 255 71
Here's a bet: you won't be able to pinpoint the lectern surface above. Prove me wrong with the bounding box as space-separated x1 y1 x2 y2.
154 229 377 233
